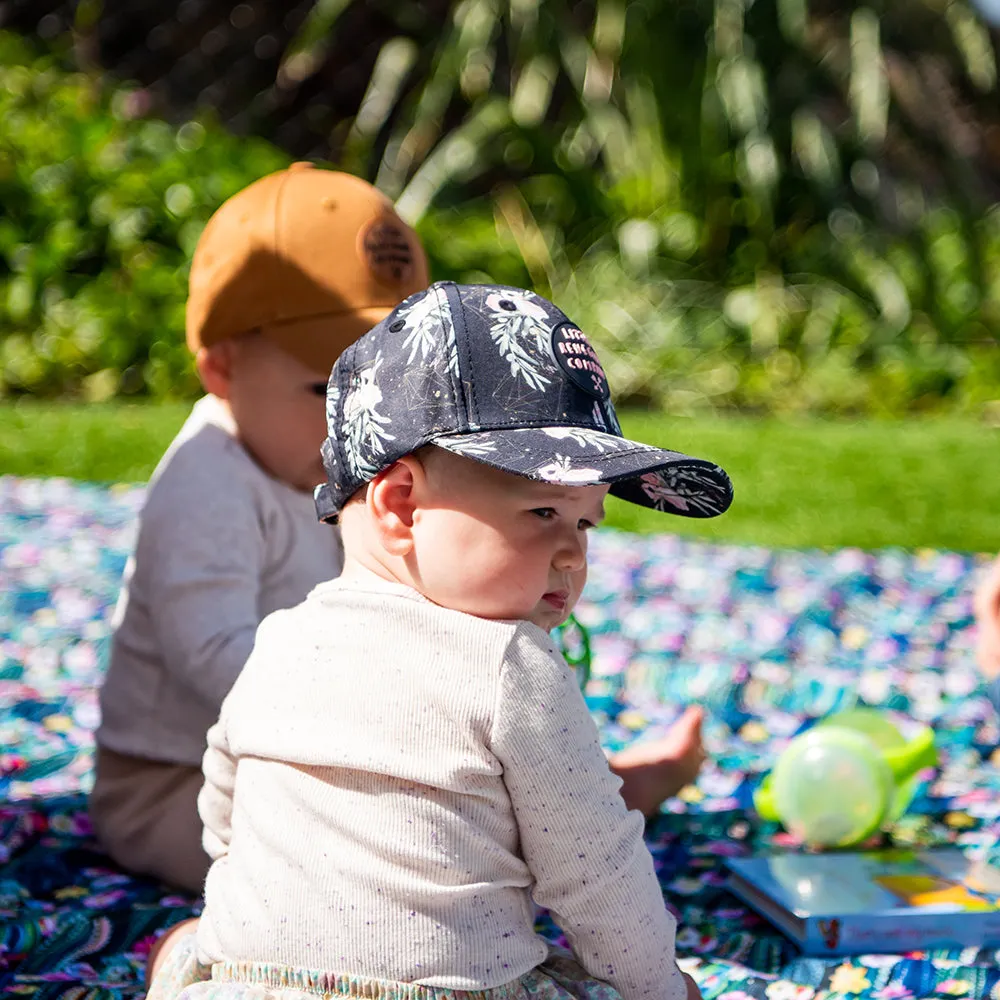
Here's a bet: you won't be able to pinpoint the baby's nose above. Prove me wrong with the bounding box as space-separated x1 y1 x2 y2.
553 533 586 571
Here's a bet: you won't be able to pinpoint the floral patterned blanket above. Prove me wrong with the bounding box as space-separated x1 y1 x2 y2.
1 476 998 1000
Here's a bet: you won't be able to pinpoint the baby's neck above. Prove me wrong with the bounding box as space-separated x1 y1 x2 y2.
338 552 409 591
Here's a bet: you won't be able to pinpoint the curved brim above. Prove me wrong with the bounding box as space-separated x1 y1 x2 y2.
261 306 394 376
432 425 733 519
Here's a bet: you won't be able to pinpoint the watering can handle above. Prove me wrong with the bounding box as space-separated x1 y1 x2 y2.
554 613 592 690
753 776 780 821
883 727 937 783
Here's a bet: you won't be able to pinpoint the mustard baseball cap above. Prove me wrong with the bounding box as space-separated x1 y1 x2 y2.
186 163 430 374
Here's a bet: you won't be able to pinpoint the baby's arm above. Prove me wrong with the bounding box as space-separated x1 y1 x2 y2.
492 627 688 1000
975 556 1000 714
199 711 237 860
139 461 265 712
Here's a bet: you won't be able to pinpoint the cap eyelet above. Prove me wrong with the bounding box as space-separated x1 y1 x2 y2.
389 319 405 332
498 299 517 311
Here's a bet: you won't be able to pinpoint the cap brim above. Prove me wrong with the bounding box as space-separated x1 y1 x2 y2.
261 306 395 376
432 425 733 518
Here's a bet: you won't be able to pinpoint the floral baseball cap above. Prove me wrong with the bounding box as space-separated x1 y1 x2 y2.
314 281 733 523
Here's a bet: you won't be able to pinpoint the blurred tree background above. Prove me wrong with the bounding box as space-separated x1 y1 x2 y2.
1 0 1000 415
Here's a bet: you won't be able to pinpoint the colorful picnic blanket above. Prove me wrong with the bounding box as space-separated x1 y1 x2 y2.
2 475 999 1000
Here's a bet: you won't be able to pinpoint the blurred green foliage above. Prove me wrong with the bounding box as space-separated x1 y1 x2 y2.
0 32 287 399
339 0 1000 416
3 0 1000 414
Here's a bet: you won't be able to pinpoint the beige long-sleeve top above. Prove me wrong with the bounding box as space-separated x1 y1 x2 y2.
196 574 684 1000
97 396 343 767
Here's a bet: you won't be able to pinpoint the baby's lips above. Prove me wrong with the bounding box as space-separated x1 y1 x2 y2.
543 590 569 609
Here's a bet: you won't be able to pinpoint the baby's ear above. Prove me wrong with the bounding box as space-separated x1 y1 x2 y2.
194 343 236 399
369 459 418 555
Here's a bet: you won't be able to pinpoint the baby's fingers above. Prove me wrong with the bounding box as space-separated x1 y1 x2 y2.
682 972 703 1000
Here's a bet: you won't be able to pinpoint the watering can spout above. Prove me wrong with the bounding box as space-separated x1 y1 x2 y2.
753 782 779 822
883 726 937 783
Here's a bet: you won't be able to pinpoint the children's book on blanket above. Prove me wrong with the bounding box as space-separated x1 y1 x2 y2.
726 848 1000 956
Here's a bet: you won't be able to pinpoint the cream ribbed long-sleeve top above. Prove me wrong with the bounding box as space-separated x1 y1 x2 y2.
196 574 684 1000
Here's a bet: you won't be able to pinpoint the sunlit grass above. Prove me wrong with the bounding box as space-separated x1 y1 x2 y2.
0 401 996 552
611 412 1000 552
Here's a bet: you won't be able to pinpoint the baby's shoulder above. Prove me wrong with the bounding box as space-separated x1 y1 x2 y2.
153 418 256 492
492 622 579 704
507 619 564 662
140 418 274 533
293 582 531 672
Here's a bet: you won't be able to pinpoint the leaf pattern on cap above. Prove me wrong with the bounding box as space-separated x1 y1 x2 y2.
484 290 556 391
542 426 626 453
589 400 623 435
341 353 395 479
639 467 730 516
434 437 498 459
535 455 603 484
325 381 340 429
395 289 459 377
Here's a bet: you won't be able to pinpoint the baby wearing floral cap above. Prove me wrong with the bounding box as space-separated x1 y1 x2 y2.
147 283 733 1000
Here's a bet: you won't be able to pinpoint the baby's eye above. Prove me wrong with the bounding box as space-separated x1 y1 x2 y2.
578 519 596 531
307 382 328 397
531 507 556 520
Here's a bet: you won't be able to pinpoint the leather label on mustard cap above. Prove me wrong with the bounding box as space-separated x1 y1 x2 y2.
359 216 416 286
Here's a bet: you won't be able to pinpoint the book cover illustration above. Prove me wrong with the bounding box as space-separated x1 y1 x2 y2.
726 848 1000 955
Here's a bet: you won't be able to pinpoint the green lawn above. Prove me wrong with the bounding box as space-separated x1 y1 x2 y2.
0 401 997 552
611 412 1000 553
0 401 192 485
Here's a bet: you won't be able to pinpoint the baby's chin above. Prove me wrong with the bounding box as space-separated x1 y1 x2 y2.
528 610 568 633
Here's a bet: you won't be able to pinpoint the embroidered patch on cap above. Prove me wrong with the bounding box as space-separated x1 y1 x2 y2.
359 216 416 286
551 323 610 400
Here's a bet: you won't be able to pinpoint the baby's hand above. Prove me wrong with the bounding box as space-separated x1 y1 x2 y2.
682 972 703 1000
609 706 707 817
975 556 1000 681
